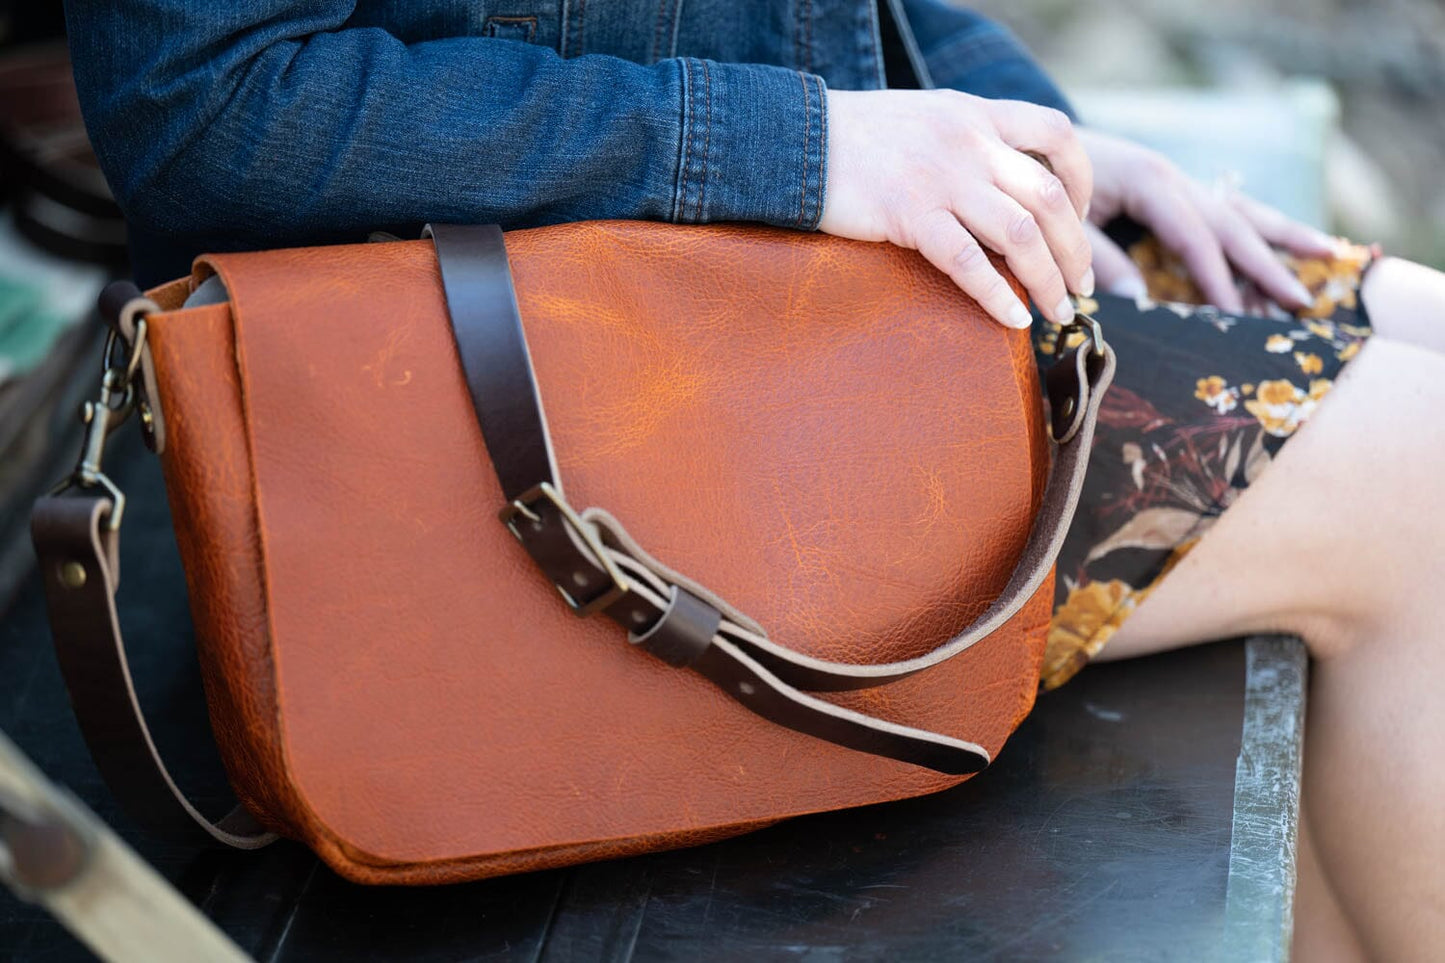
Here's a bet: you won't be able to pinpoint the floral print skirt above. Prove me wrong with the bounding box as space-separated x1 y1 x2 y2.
1033 222 1379 689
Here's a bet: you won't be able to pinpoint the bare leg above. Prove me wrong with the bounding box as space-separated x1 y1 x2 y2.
1361 256 1445 355
1096 331 1445 959
1293 810 1369 963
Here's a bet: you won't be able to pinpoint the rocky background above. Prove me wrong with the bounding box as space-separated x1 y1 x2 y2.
970 0 1445 267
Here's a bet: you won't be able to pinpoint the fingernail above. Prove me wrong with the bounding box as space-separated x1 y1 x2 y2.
1288 278 1314 307
1053 297 1075 324
1309 229 1339 254
1109 277 1148 302
1009 303 1034 329
1078 268 1096 298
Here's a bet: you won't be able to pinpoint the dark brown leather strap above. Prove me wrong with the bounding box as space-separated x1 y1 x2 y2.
30 496 274 848
430 224 1115 775
424 224 557 501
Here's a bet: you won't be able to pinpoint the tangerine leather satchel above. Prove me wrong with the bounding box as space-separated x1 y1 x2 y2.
32 221 1113 884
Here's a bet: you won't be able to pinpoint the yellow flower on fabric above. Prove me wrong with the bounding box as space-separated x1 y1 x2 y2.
1294 352 1324 375
1254 379 1299 406
1195 376 1226 401
1063 330 1087 350
1305 320 1334 339
1041 580 1136 689
1193 375 1237 413
1265 334 1293 353
1337 340 1361 362
1245 378 1318 437
1242 383 1255 395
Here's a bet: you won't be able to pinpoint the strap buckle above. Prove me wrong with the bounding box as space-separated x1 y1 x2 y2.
1061 306 1107 359
499 482 629 617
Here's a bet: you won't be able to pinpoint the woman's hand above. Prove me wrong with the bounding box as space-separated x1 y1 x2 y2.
1078 127 1339 311
820 89 1095 329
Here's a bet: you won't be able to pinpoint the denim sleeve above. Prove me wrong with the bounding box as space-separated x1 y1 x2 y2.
898 0 1075 119
63 0 828 270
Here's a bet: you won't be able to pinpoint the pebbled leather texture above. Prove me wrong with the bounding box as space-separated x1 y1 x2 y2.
147 221 1054 884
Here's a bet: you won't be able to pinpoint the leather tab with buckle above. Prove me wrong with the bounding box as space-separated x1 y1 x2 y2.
500 482 629 617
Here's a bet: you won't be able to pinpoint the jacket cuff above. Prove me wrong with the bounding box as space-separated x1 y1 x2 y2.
671 58 828 231
923 22 1077 120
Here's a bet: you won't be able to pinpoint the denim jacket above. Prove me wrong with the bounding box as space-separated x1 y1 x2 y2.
64 0 1073 283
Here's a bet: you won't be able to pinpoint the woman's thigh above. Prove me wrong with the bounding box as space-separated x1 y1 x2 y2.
1098 333 1445 661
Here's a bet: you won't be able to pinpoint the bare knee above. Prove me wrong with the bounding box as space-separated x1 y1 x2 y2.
1281 611 1364 663
1360 257 1445 354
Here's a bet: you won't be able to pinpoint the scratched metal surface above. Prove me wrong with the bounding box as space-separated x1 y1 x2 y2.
0 427 1298 961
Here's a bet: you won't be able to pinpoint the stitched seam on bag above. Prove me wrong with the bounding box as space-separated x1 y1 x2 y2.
695 60 712 222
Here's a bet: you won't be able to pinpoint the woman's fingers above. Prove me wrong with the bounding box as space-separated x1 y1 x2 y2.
1233 193 1338 258
985 100 1093 217
960 186 1076 324
1130 180 1243 312
817 89 1094 321
1085 222 1148 300
991 146 1095 297
911 209 1032 329
1204 195 1315 309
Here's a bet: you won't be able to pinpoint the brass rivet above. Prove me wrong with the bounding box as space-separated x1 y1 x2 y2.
59 562 88 589
1059 396 1077 419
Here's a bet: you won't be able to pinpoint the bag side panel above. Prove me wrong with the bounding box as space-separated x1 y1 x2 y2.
146 302 298 836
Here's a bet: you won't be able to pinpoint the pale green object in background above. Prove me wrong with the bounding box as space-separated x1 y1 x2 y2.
0 212 107 388
1072 79 1338 228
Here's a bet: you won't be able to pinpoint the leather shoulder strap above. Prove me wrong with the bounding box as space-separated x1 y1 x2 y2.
31 496 274 848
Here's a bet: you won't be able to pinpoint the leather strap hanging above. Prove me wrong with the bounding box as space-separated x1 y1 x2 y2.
32 224 1113 846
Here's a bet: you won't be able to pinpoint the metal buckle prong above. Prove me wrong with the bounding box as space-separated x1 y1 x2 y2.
499 482 629 617
1062 309 1107 359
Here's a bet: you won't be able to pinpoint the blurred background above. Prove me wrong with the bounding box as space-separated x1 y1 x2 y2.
973 0 1445 267
0 0 1439 609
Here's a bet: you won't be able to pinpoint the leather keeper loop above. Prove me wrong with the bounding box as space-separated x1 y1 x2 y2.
630 585 721 668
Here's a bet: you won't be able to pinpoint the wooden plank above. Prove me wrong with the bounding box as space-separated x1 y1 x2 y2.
1221 635 1308 962
0 730 253 963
